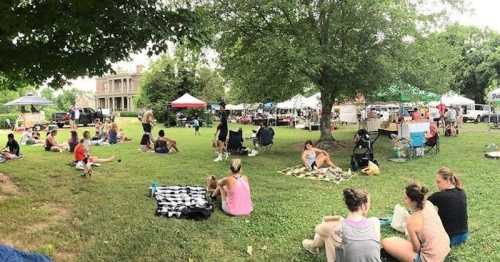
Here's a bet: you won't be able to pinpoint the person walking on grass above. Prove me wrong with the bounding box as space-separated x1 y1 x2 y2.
214 102 229 162
193 115 200 136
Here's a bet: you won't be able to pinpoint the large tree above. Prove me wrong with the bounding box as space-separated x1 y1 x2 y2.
0 0 206 89
436 25 500 103
211 0 462 144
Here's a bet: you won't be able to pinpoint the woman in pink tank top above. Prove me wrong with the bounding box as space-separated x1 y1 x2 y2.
382 183 450 262
210 159 253 216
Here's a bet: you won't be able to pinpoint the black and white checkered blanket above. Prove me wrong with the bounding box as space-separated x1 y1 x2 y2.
153 186 213 219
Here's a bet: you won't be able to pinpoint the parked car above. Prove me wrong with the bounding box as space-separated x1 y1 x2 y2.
52 107 104 128
462 104 491 122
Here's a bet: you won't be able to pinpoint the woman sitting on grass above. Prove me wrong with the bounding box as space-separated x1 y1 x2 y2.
428 167 468 246
45 130 67 152
382 183 450 262
154 130 179 153
302 188 381 262
108 123 131 144
68 130 79 153
302 140 336 171
1 133 21 160
208 159 253 216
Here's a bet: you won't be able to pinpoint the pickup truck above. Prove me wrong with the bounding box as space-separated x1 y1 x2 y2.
52 107 104 128
462 104 492 123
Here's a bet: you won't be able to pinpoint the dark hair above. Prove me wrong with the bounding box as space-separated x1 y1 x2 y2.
263 121 269 127
51 129 57 135
304 140 313 150
83 130 90 139
343 188 369 212
405 183 429 210
158 130 165 137
219 101 226 108
79 139 84 143
70 130 78 139
437 167 463 190
7 133 14 140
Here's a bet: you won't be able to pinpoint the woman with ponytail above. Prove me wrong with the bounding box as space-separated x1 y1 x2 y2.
382 183 450 262
302 188 381 262
428 167 468 246
209 159 253 216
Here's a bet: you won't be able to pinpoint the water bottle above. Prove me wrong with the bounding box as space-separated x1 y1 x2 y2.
151 181 158 197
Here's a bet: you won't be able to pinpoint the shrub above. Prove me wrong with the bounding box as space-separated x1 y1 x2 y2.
0 113 17 129
120 111 138 117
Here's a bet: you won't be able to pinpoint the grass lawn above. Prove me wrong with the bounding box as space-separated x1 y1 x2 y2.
0 117 499 261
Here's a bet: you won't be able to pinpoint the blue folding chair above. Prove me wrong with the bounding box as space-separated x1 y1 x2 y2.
409 132 425 159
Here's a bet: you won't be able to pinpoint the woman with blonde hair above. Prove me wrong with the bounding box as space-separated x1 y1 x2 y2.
428 167 468 246
209 159 253 216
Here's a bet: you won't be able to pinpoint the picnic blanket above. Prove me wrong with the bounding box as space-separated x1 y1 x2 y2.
279 165 354 184
153 186 213 220
0 245 52 262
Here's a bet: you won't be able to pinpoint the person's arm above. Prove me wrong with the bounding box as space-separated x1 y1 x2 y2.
406 215 422 252
301 151 308 167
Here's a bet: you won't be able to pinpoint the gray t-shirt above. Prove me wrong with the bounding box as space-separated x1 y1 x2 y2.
336 218 381 262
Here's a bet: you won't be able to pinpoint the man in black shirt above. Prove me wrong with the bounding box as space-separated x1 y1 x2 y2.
1 133 21 160
428 167 468 246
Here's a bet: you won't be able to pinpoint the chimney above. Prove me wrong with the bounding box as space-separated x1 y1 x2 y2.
136 65 144 74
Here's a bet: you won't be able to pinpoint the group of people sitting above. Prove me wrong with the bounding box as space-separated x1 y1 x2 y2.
140 130 179 154
92 119 131 145
302 167 468 262
72 130 116 176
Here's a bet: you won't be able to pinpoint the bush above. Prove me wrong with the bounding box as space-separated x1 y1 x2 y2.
120 111 138 117
0 113 17 129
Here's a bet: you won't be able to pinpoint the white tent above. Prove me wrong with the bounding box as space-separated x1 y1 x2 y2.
276 94 308 110
226 104 245 111
430 92 475 107
304 92 321 109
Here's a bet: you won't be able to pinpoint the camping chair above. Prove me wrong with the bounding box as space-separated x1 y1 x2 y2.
227 130 248 155
408 132 425 159
257 127 274 152
425 133 440 155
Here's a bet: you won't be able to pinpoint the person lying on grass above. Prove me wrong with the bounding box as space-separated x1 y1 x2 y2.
1 133 21 160
74 139 115 176
382 183 450 262
45 130 67 152
428 167 469 246
302 140 336 171
153 130 179 154
302 188 381 262
208 159 253 216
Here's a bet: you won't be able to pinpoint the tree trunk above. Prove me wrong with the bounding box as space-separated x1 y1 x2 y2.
316 65 336 150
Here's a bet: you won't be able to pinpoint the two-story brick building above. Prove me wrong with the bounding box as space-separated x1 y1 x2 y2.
95 65 144 112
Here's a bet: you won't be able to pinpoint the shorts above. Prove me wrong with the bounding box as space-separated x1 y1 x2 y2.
155 147 169 154
194 126 200 131
414 252 422 262
218 130 228 142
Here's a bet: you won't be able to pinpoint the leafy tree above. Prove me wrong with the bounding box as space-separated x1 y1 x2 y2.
137 47 224 122
0 0 207 89
437 25 500 103
40 87 56 102
210 0 463 144
55 89 81 111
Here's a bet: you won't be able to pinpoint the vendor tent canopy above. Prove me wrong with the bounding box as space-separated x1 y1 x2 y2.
4 93 53 106
439 92 475 106
171 93 207 109
276 94 308 109
304 92 321 109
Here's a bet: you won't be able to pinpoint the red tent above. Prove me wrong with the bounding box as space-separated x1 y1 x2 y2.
171 93 207 109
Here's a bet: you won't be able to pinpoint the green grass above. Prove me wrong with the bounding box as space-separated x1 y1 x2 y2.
0 118 499 261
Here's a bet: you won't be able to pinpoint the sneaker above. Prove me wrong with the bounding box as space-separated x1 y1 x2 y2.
302 239 319 255
214 156 222 162
224 152 229 160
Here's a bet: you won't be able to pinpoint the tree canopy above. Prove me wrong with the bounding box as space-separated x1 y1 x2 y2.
210 0 464 142
0 0 207 89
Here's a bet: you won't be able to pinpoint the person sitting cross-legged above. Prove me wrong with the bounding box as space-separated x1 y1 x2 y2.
209 159 253 216
45 130 67 152
302 188 381 262
1 133 21 160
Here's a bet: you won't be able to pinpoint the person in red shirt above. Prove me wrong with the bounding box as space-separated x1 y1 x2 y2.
74 139 115 177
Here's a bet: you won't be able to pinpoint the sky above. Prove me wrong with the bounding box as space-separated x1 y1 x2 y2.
67 0 500 92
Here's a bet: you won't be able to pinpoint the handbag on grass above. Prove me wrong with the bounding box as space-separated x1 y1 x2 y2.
391 204 409 234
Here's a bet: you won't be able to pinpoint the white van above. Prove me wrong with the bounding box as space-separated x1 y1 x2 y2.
463 104 491 122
